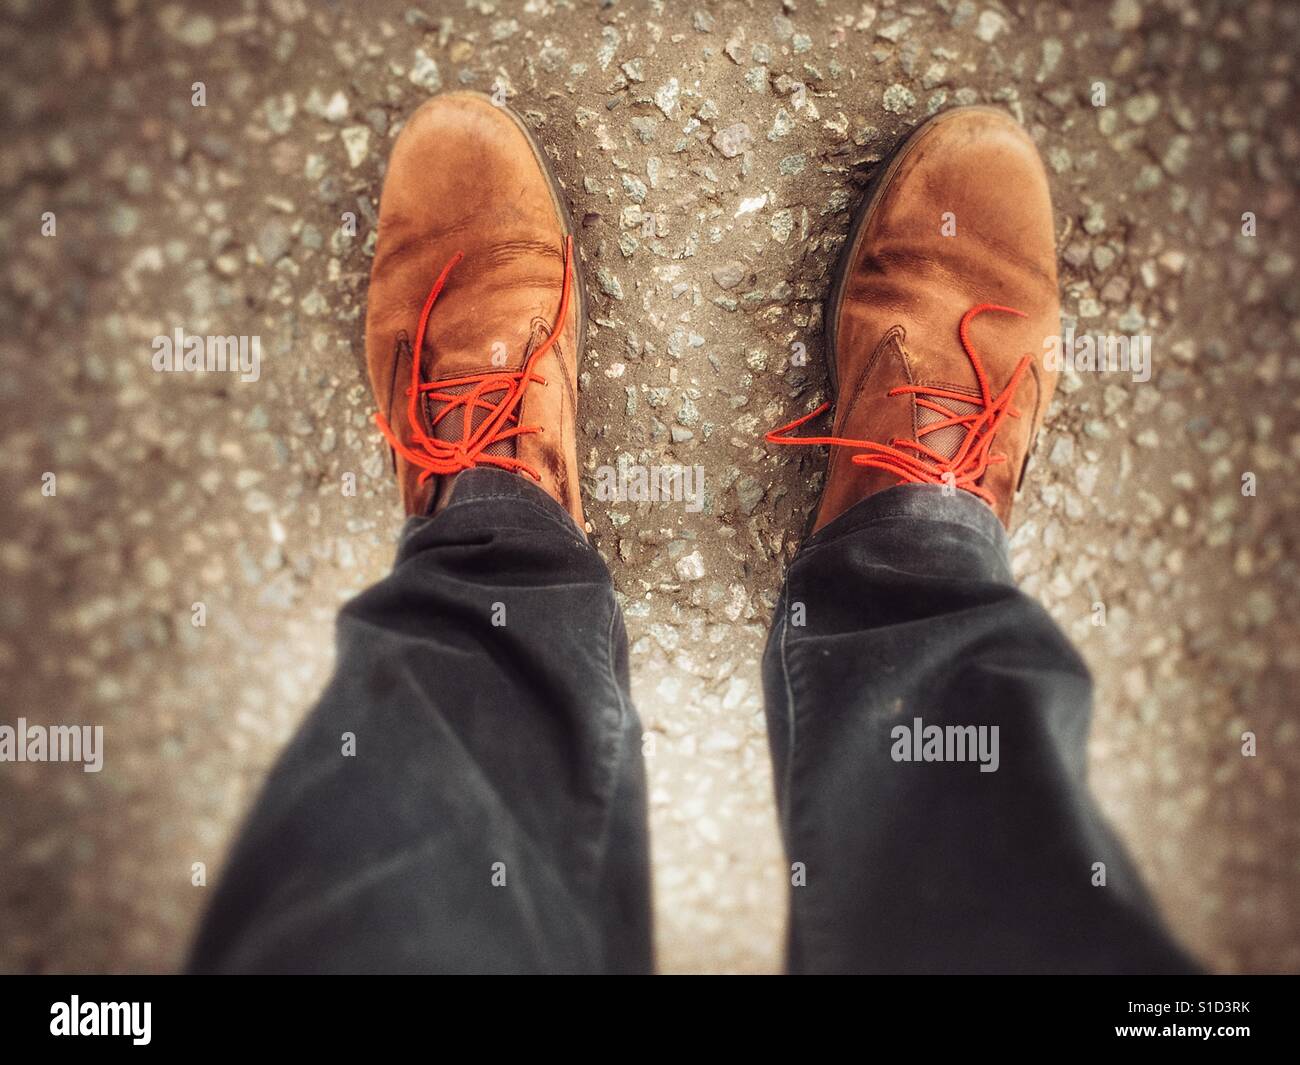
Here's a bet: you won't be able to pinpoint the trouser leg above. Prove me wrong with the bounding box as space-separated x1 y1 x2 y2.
762 484 1197 974
189 468 652 974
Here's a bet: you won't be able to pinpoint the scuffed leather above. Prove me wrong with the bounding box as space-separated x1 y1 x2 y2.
819 106 1060 531
365 92 584 523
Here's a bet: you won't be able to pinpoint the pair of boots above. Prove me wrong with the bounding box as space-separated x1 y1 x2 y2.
189 97 1206 974
365 93 1059 531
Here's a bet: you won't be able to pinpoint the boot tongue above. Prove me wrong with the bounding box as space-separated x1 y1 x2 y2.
424 318 552 460
913 387 984 461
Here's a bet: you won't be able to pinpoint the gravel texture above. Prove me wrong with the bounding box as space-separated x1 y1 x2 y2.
0 0 1297 974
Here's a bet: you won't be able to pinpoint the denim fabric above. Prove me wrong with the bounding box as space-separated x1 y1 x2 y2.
190 468 652 973
763 484 1196 973
191 474 1194 974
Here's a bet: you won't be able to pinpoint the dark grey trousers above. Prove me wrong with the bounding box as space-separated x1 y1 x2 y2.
189 469 1195 974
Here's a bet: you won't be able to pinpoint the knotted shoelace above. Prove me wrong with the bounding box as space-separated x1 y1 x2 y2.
766 303 1033 505
374 235 574 485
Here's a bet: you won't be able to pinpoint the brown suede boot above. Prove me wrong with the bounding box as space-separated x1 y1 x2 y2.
768 106 1059 532
365 92 586 524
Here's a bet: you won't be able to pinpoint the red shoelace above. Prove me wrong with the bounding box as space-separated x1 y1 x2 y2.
374 235 574 484
766 303 1033 505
